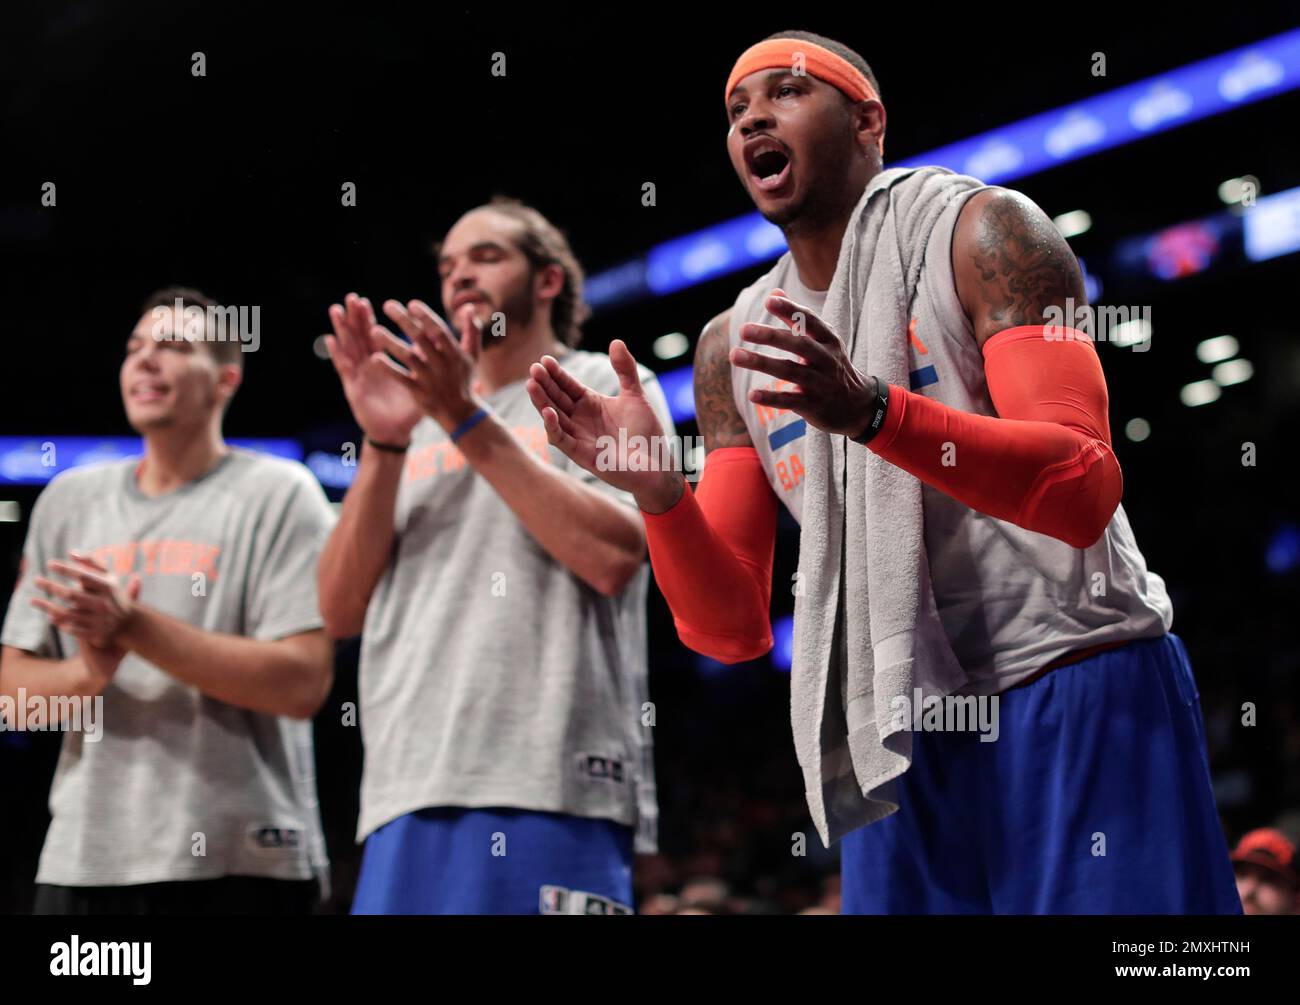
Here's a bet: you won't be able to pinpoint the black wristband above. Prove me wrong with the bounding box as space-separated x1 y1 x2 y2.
850 379 890 446
366 437 410 454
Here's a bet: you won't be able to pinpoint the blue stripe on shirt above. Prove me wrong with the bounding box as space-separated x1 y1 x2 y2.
909 365 939 390
767 419 807 451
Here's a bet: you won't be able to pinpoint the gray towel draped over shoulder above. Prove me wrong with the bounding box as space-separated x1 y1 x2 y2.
791 165 987 846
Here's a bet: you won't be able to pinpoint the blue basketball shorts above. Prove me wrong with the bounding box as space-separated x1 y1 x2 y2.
840 634 1242 914
351 806 634 915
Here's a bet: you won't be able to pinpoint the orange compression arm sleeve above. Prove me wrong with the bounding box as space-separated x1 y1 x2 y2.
641 447 777 664
868 325 1123 549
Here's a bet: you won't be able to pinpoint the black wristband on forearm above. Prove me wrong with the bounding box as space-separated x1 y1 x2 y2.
849 380 890 446
366 437 410 454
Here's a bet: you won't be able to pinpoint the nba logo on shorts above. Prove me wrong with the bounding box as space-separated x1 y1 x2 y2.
539 886 569 914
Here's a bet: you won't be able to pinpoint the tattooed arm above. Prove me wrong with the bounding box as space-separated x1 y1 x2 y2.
854 186 1121 548
952 187 1088 349
641 310 775 661
620 309 754 514
643 311 777 661
694 310 754 452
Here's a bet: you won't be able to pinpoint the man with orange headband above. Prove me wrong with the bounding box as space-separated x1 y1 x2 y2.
527 30 1240 914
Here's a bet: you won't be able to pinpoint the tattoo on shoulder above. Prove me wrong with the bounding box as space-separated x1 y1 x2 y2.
693 310 752 451
966 191 1086 332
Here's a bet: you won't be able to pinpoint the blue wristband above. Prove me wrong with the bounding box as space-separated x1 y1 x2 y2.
450 406 489 443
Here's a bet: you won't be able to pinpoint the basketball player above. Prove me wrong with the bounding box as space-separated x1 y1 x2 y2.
319 198 673 915
0 287 334 914
526 32 1240 914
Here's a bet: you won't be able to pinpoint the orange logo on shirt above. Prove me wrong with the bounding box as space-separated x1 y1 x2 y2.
89 540 222 582
753 378 798 427
908 317 928 355
405 426 552 484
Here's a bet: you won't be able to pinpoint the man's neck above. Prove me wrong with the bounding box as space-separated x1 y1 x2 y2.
138 425 228 497
474 320 567 396
783 168 879 293
785 219 850 293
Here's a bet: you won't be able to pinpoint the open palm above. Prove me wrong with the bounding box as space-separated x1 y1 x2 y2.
526 340 670 496
325 293 422 444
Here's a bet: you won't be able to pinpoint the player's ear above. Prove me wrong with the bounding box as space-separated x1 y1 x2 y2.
852 98 886 160
216 363 243 404
533 262 565 302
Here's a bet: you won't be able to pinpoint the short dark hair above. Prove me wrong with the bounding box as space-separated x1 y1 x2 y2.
452 197 591 348
763 30 882 103
138 286 244 367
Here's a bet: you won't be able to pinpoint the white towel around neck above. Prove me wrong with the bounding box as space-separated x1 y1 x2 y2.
791 165 986 846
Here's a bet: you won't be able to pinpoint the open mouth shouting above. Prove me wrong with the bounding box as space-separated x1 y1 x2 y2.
745 136 792 194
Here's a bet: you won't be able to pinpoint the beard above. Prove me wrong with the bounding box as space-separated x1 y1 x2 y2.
759 199 801 230
476 283 536 352
762 137 858 236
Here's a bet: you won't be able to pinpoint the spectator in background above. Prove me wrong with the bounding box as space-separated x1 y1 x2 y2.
678 876 730 914
1231 828 1299 915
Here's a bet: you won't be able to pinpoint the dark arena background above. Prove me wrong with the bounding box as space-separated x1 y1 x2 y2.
1 0 1298 954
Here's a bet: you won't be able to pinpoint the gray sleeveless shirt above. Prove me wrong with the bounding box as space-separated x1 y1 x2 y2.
727 177 1172 692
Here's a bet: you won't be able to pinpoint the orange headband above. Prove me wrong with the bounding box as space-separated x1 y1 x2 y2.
725 39 880 109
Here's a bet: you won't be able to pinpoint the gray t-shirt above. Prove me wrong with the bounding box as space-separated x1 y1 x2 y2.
357 350 673 853
1 449 334 887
